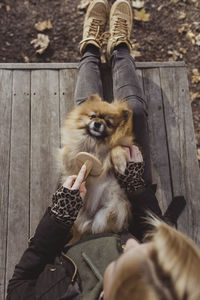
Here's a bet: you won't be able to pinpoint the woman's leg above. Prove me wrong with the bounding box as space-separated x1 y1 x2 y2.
111 45 152 184
107 0 152 183
74 0 109 105
74 45 103 105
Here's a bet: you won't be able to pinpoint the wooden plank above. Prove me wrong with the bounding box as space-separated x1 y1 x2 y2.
0 61 186 70
142 68 172 213
59 69 77 128
30 70 60 236
160 67 200 244
6 71 30 290
0 70 12 300
136 69 143 88
0 63 78 70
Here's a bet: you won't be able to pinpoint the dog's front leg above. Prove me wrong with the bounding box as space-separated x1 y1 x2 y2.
111 146 128 174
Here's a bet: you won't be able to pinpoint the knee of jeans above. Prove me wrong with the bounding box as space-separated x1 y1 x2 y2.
126 94 147 112
111 49 135 66
132 105 148 120
128 100 147 118
75 97 88 105
79 55 101 68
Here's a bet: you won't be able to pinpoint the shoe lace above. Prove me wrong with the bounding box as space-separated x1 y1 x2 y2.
113 17 128 37
100 31 110 45
88 19 104 39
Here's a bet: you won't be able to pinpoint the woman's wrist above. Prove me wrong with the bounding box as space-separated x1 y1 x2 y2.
114 145 146 193
51 164 87 225
115 161 146 193
50 186 83 226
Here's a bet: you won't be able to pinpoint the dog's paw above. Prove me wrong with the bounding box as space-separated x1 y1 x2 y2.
111 146 128 174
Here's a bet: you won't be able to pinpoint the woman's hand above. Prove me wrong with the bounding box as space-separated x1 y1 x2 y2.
63 164 87 200
50 165 87 225
115 145 146 193
124 145 143 163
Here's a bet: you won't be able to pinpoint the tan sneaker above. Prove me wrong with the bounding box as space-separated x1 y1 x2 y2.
107 0 133 61
80 0 109 55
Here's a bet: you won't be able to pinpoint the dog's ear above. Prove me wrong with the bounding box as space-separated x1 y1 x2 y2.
87 94 102 102
122 109 131 121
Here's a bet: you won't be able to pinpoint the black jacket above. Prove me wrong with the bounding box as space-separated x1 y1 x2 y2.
6 185 163 300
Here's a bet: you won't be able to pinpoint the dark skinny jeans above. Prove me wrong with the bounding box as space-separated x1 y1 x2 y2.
74 45 151 183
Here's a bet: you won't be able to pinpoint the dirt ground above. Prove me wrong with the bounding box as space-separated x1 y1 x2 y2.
0 0 199 159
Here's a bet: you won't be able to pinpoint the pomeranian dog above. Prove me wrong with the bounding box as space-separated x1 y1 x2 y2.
59 94 134 236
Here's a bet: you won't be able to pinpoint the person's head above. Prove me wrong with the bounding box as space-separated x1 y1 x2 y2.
103 217 200 300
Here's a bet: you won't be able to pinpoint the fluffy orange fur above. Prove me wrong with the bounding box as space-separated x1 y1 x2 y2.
58 94 134 236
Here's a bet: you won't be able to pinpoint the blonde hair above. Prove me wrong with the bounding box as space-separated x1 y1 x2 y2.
109 218 200 300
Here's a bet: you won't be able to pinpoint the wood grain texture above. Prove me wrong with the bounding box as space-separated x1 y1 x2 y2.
0 61 185 70
160 67 200 244
59 69 77 130
30 70 60 236
6 71 30 289
1 63 200 299
0 70 12 300
142 68 172 213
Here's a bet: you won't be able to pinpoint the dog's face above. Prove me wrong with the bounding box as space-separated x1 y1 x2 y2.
87 109 128 139
65 94 133 147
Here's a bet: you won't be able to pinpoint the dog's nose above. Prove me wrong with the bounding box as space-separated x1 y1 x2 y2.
89 120 105 137
94 121 101 129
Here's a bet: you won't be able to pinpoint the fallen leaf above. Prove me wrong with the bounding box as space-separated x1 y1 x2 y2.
21 53 30 63
134 8 150 22
193 21 200 30
190 92 200 103
130 48 142 58
178 23 190 34
157 5 163 11
24 1 29 7
130 40 142 57
186 30 196 44
78 0 90 10
167 50 183 60
192 69 200 84
30 34 50 54
197 148 200 161
163 10 169 16
34 20 53 32
178 11 186 20
132 49 142 57
179 47 187 54
132 0 144 9
195 33 200 46
6 4 10 11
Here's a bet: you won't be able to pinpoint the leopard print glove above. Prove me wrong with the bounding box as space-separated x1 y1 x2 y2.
50 186 83 226
115 161 146 193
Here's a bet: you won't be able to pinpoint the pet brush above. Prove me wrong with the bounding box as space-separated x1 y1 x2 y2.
75 152 103 180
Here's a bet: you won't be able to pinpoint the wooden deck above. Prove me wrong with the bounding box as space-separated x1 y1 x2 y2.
0 62 200 299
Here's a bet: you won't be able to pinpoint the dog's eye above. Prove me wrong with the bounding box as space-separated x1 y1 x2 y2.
106 120 113 127
90 114 96 119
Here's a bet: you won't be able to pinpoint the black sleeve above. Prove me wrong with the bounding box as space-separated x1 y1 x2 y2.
6 208 72 300
128 184 163 241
